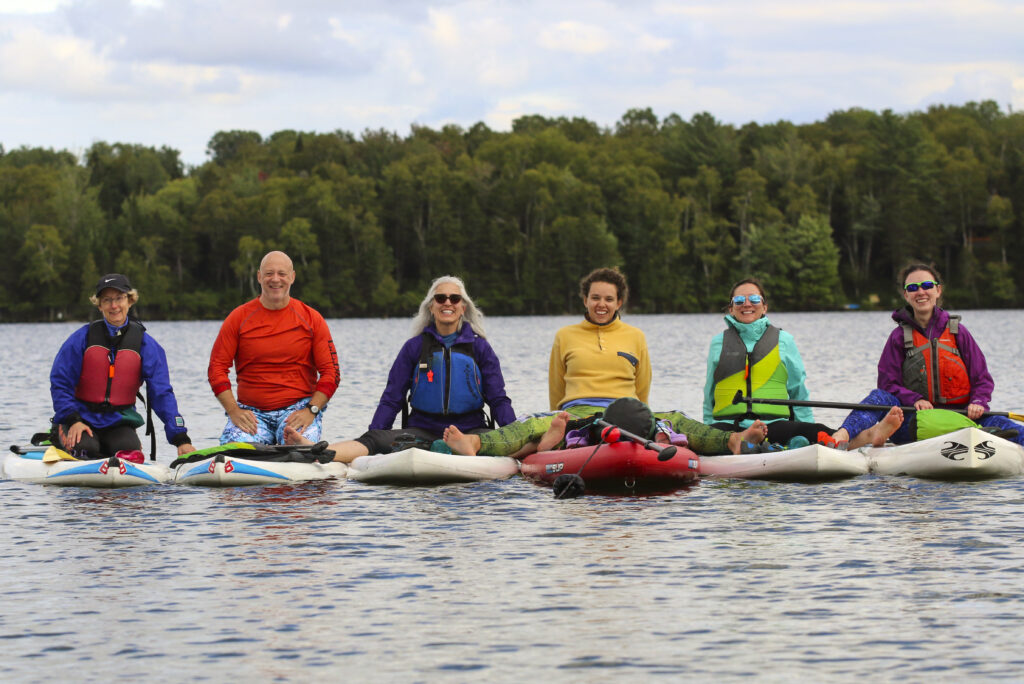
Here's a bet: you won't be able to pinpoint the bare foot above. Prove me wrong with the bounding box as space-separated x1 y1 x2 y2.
848 407 904 449
739 420 768 445
870 406 903 446
284 426 313 446
444 425 480 455
536 412 570 452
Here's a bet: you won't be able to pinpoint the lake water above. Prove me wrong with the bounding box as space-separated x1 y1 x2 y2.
3 311 1024 681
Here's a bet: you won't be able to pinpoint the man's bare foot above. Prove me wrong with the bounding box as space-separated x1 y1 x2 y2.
284 426 313 446
536 412 570 452
848 407 904 449
444 426 481 455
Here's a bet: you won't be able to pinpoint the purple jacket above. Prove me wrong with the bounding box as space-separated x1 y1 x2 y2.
368 323 516 434
877 306 994 409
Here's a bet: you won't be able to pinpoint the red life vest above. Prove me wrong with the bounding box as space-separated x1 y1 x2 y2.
900 315 971 406
75 320 144 410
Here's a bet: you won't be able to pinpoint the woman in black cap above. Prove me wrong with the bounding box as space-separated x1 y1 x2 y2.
48 274 196 461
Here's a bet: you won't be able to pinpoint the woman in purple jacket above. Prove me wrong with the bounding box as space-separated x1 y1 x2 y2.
286 275 515 461
831 263 1024 448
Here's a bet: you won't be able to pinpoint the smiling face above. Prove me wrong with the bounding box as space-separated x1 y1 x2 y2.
584 280 622 325
902 268 942 323
257 251 295 310
97 287 132 327
728 283 767 324
430 282 466 334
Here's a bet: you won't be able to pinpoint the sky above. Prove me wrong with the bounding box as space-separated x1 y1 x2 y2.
1 0 1021 167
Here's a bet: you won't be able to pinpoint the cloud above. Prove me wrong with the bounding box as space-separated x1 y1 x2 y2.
0 0 1021 166
0 26 117 99
919 69 1021 111
537 21 612 54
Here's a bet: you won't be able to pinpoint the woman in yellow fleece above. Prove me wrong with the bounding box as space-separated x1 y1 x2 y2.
445 268 764 457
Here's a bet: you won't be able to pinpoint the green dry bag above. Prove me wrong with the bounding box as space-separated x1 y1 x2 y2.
915 408 978 440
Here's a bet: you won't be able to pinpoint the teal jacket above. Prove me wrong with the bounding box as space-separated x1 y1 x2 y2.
702 314 814 426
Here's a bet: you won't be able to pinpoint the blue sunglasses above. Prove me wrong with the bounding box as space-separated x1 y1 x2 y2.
732 294 763 305
904 281 939 293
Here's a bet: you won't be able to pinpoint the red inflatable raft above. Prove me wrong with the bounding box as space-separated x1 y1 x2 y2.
520 440 700 495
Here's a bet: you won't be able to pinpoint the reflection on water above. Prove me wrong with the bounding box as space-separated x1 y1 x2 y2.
2 313 1024 679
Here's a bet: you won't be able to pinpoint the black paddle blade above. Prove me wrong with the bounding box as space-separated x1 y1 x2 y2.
553 473 586 499
656 445 677 461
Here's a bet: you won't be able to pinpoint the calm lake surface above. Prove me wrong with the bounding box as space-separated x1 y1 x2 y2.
3 311 1024 681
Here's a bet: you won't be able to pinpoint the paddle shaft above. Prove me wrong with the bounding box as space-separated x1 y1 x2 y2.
731 391 1024 421
592 420 677 461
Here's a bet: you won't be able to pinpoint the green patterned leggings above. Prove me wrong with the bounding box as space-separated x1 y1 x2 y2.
477 405 733 456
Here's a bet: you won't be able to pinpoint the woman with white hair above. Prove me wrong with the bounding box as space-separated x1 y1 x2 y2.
287 275 515 461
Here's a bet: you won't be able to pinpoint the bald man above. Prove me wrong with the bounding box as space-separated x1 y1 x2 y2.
208 251 340 444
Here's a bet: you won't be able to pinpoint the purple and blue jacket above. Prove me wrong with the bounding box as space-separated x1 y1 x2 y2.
877 306 994 409
368 323 516 434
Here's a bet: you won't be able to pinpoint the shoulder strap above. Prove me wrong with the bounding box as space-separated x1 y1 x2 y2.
947 314 960 335
900 321 915 349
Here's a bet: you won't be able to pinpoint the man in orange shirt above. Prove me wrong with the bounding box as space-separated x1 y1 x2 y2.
208 251 340 444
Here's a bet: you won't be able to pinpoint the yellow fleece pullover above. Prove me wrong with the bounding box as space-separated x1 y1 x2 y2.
548 317 651 410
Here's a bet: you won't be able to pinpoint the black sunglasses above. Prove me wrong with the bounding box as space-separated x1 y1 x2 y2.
433 293 463 304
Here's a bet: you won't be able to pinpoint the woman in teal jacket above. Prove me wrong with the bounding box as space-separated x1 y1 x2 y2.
703 278 833 447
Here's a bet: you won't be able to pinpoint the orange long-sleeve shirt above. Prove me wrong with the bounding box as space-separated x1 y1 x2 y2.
208 298 340 410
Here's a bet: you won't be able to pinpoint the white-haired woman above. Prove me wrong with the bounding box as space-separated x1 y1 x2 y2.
287 275 515 461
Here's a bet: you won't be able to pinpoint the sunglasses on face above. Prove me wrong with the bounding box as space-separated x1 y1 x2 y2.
732 294 763 305
904 281 939 293
433 293 463 304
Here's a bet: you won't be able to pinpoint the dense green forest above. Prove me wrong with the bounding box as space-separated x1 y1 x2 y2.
3 101 1023 321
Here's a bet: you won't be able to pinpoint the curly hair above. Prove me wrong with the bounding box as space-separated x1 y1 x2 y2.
579 267 628 309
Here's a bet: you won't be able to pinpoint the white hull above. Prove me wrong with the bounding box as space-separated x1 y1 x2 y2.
699 443 868 482
861 427 1024 480
173 454 347 486
3 451 170 487
347 448 520 485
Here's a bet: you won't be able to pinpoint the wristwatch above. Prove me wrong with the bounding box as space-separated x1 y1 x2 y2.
306 403 320 415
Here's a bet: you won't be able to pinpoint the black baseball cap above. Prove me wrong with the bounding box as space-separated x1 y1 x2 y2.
95 273 133 296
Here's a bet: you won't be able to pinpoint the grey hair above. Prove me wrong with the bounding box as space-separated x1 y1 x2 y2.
410 275 486 338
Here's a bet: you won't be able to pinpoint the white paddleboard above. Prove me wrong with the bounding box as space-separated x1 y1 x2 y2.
862 427 1024 480
172 454 347 486
347 448 520 485
699 443 868 482
3 450 170 487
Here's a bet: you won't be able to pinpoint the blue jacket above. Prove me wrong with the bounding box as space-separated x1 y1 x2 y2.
703 314 814 426
50 320 190 445
369 323 516 434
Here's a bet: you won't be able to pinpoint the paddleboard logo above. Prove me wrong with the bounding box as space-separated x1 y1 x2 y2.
975 441 996 460
545 463 564 474
940 441 968 461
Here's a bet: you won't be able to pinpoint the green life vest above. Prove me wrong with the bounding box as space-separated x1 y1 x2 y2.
711 324 791 421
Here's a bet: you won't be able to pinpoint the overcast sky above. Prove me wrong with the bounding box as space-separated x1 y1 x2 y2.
1 0 1021 166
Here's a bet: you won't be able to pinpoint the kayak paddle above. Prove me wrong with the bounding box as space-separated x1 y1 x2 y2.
592 419 677 462
731 390 1024 421
552 421 678 499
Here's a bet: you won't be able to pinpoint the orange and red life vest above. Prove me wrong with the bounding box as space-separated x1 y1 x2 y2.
900 315 971 406
75 320 144 410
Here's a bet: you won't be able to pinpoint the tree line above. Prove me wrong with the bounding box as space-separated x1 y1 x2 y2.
3 101 1022 322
